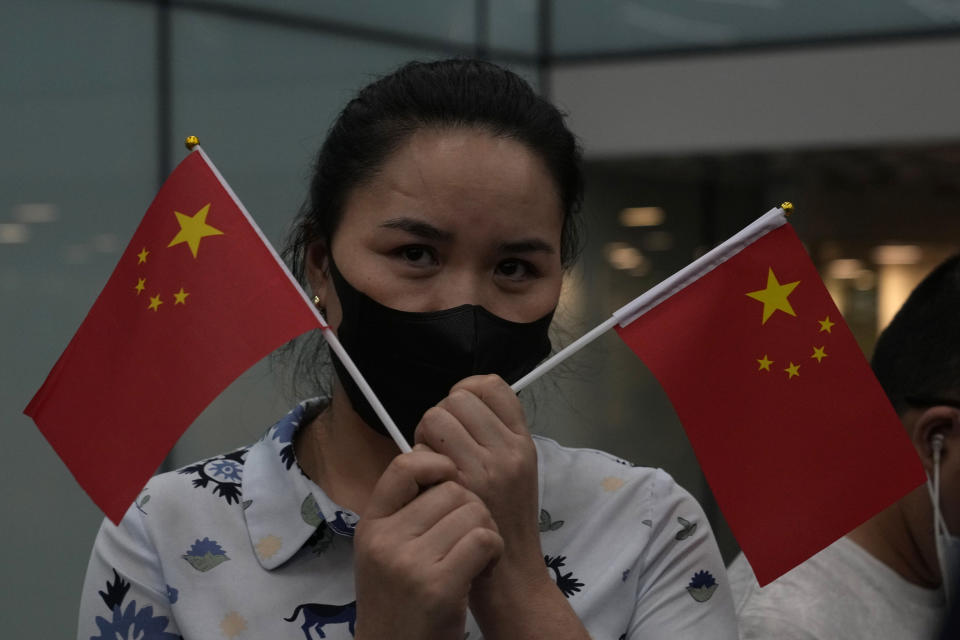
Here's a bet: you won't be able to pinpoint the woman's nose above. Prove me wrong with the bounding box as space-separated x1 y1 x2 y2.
427 269 489 312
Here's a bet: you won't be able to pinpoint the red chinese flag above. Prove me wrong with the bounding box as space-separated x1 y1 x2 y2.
614 214 925 585
25 149 321 523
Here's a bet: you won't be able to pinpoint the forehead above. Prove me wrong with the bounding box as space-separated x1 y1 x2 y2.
339 127 563 239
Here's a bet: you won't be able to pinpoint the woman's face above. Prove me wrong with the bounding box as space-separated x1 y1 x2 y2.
310 127 565 327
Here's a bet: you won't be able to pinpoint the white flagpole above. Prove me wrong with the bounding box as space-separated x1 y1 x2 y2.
195 140 411 454
512 206 789 393
317 319 412 454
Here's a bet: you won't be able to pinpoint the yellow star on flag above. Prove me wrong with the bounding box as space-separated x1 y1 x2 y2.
811 346 827 363
784 362 800 379
818 316 835 333
147 294 163 311
746 268 800 325
173 287 190 305
168 203 224 258
134 278 146 295
137 248 149 264
757 354 773 372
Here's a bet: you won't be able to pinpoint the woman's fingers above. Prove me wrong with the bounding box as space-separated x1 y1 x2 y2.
364 450 458 520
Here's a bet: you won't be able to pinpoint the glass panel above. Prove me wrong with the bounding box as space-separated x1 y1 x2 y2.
1 1 156 638
489 0 539 55
168 10 449 464
553 0 960 57
181 0 477 48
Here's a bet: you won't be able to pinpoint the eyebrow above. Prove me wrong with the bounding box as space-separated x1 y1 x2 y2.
380 216 556 255
497 239 556 255
380 217 454 242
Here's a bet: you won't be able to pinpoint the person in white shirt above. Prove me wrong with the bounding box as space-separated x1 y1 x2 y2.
728 253 960 639
79 59 739 640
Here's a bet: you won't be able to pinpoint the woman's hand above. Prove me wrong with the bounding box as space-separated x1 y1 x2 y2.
414 375 573 637
353 449 503 640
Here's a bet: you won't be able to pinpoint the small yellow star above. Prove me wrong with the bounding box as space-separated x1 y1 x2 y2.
147 294 163 311
168 203 224 258
173 287 189 305
818 316 835 333
784 362 800 378
757 354 773 371
134 278 146 295
811 346 827 363
137 248 149 264
746 267 800 324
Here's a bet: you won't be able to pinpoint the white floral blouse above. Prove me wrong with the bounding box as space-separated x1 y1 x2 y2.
78 399 738 639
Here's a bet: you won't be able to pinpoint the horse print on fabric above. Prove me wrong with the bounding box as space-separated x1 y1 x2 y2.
284 601 356 638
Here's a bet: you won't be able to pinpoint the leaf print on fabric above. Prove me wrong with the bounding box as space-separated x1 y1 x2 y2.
135 490 151 515
178 448 248 505
165 585 179 604
301 493 324 527
91 600 182 640
675 516 697 541
99 569 131 611
538 509 564 532
183 537 230 572
329 510 358 537
220 611 247 638
641 519 653 527
544 555 584 598
686 570 719 602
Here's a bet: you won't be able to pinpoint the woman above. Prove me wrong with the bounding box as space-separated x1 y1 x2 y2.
79 59 738 640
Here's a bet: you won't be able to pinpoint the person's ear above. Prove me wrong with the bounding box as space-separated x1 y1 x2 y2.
910 405 960 470
305 241 330 308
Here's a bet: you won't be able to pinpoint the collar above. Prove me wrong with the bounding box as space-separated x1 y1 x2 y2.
242 399 360 570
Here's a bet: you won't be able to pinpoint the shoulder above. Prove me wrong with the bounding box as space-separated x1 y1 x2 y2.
533 435 700 524
729 540 871 639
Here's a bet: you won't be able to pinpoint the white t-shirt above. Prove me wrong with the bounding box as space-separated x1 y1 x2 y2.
728 536 945 640
79 399 738 639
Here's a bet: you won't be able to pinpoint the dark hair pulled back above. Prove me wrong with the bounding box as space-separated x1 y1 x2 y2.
285 58 584 285
281 58 584 398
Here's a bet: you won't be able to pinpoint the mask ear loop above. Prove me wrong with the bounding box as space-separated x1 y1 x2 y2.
928 433 953 601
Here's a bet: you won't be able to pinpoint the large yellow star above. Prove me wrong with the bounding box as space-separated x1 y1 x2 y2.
784 362 800 379
746 267 800 324
811 346 827 363
168 203 223 258
757 354 773 371
173 287 189 305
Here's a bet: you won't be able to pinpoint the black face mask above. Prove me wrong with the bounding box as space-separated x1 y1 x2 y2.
327 260 554 442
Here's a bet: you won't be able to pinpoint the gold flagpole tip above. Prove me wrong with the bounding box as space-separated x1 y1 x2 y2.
184 135 200 150
780 201 794 215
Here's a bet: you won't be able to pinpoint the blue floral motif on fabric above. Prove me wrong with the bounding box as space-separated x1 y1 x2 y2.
686 569 719 602
165 585 178 604
90 568 182 640
178 448 248 505
329 510 359 537
92 600 182 640
271 403 306 469
182 537 230 572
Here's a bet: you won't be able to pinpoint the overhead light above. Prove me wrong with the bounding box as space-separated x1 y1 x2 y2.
604 242 645 270
871 244 922 265
0 223 29 244
13 203 58 223
619 207 665 227
827 258 863 280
